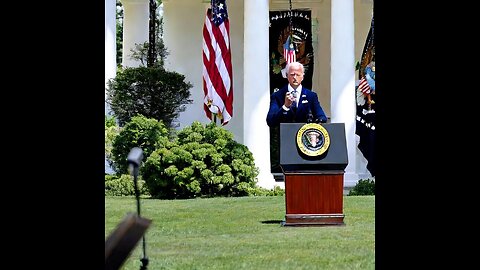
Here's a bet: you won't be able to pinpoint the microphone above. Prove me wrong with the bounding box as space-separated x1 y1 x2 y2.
127 147 144 167
127 147 143 175
307 109 314 123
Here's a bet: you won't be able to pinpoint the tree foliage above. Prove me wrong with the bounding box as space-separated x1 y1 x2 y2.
108 1 189 129
106 66 192 128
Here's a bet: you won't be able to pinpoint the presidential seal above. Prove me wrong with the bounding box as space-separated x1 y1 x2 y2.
296 123 330 157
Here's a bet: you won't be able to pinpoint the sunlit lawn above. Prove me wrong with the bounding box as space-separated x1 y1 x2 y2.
105 195 374 269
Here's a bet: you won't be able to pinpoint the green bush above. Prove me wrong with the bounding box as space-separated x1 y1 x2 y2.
348 178 375 196
246 185 285 196
105 174 150 196
141 121 260 199
105 115 120 170
111 115 170 174
106 65 193 128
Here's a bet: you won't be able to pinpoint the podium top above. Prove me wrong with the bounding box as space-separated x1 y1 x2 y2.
279 123 348 172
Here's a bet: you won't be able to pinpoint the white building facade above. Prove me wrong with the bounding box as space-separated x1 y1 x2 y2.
105 0 374 189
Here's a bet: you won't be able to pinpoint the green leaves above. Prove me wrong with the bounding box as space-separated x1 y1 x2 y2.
110 115 169 174
141 121 259 199
348 178 375 196
106 66 193 128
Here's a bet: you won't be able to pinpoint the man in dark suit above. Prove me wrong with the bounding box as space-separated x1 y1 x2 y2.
266 62 328 127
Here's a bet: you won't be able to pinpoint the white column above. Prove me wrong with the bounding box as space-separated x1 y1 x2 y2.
244 0 275 189
105 0 117 110
105 0 117 175
330 0 358 186
121 0 149 67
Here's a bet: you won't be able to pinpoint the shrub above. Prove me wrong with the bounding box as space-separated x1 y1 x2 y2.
105 115 120 170
106 65 193 128
246 185 285 196
110 115 170 174
141 121 260 199
348 178 375 196
105 174 150 196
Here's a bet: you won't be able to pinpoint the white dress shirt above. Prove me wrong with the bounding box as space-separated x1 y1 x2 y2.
282 85 302 111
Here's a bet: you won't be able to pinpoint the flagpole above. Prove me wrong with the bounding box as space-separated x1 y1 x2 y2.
288 0 293 42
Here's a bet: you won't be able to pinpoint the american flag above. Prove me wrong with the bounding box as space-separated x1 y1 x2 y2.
283 35 296 64
358 76 371 94
202 0 233 125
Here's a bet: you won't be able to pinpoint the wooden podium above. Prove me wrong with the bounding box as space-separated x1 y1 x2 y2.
280 123 348 226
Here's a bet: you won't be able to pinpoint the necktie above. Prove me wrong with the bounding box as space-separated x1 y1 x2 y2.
291 90 297 111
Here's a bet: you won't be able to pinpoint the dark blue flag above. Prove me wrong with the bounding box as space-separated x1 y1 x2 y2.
356 16 375 176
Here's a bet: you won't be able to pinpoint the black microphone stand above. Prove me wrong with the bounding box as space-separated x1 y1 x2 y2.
132 165 148 270
128 147 148 270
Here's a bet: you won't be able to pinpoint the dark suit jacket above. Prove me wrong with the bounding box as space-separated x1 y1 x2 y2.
266 85 327 127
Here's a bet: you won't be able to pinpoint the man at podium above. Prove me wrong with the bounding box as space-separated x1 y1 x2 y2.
266 62 328 127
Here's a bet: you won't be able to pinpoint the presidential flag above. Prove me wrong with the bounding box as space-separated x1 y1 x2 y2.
358 76 371 94
356 16 375 177
202 0 233 125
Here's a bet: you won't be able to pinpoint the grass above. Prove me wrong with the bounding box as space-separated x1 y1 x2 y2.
105 195 375 269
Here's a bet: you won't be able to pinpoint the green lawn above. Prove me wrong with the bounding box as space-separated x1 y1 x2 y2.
105 195 375 269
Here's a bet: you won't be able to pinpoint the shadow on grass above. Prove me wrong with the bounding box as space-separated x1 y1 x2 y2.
261 220 284 224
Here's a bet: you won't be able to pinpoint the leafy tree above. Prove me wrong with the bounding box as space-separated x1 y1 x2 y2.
116 0 123 65
116 0 163 66
106 66 192 128
107 1 191 128
129 41 168 68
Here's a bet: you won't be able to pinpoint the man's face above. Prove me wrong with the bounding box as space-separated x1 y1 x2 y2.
287 66 304 88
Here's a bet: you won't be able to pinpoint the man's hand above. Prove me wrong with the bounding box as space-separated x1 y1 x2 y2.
284 92 296 108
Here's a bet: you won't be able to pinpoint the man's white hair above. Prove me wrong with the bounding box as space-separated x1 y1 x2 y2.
286 61 305 75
